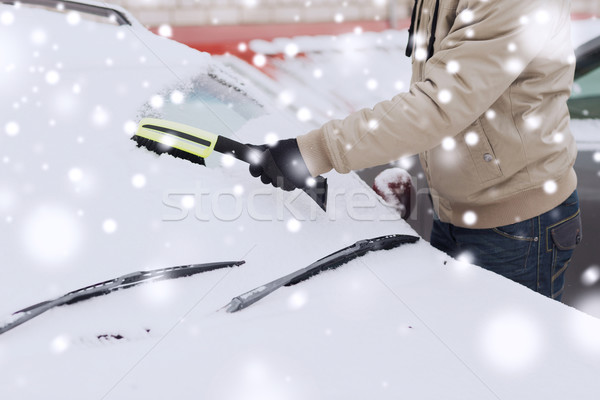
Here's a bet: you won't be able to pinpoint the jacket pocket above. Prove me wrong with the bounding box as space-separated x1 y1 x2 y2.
463 119 503 183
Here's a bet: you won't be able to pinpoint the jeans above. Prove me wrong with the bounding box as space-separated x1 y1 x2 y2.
430 190 582 301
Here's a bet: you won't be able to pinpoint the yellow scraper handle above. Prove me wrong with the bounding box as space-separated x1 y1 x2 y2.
135 118 218 159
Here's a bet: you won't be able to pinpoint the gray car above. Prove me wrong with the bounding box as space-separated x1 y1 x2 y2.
563 34 600 312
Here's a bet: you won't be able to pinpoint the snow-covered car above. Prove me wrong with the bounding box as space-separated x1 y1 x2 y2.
1 2 600 399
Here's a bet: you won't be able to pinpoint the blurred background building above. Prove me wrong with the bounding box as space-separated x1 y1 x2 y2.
106 0 599 61
108 0 599 28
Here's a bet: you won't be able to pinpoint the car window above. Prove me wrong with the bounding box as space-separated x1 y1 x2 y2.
569 63 600 119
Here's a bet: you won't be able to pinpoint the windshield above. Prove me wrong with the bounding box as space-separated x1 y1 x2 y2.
139 73 266 139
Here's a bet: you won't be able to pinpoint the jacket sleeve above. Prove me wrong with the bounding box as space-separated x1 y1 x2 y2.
297 0 565 176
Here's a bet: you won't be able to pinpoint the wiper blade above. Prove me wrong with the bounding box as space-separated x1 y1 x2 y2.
0 261 244 336
225 234 419 312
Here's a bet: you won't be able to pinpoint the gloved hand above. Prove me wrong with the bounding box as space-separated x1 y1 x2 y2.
248 139 313 191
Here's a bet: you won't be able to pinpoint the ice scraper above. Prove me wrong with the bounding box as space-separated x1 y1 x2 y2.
132 118 328 211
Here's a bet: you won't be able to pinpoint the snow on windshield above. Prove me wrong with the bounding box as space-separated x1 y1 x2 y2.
137 67 266 139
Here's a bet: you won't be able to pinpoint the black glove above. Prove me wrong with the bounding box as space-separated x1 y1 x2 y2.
248 139 313 191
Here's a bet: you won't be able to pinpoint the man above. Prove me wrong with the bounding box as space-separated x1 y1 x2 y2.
249 0 582 301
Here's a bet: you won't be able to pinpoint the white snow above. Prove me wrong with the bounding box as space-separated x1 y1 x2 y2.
373 167 412 189
0 3 599 400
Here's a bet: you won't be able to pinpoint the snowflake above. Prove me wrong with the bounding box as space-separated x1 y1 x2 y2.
465 132 479 146
525 115 541 130
463 211 477 225
123 120 137 135
286 218 301 233
30 29 47 45
150 95 164 109
170 90 185 104
366 78 378 90
1 11 15 25
242 0 258 7
45 70 60 85
158 24 173 38
102 219 118 234
233 184 244 196
456 251 475 264
414 47 428 61
131 173 147 189
553 132 564 143
535 10 550 25
66 11 81 25
543 180 557 194
252 54 267 68
288 290 308 310
51 335 70 353
92 106 110 126
582 265 600 287
437 89 452 104
278 90 294 107
264 132 279 145
5 121 19 137
460 9 474 23
480 311 542 372
284 42 299 58
296 107 312 122
221 154 235 168
442 137 456 151
68 167 83 182
446 60 460 74
22 205 82 265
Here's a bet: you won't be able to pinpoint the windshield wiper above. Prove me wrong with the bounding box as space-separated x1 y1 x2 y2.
0 261 244 336
225 234 419 312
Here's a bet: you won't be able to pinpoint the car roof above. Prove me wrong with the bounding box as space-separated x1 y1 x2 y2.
575 35 600 78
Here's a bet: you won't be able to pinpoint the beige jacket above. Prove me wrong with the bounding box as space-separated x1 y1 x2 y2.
297 0 577 229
